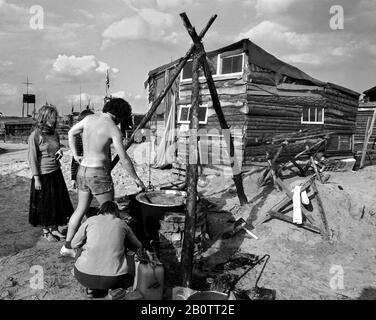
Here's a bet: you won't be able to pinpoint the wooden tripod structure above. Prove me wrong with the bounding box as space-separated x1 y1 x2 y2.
110 13 248 287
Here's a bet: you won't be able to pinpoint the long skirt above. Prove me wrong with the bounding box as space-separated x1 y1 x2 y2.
29 168 74 227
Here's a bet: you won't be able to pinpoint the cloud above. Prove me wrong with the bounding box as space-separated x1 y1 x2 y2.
67 93 104 107
74 9 95 19
255 0 297 15
238 20 311 51
47 54 119 81
102 7 180 48
155 0 193 10
0 83 18 100
0 0 29 31
102 9 174 40
237 19 369 69
0 60 13 67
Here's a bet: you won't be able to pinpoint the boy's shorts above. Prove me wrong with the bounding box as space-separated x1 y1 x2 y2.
77 165 114 196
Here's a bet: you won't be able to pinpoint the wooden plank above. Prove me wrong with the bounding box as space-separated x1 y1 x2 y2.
311 180 330 240
360 109 376 169
268 211 321 234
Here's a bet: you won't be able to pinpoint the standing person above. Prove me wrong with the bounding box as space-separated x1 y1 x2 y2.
61 98 146 257
71 201 142 298
28 104 74 241
71 109 94 189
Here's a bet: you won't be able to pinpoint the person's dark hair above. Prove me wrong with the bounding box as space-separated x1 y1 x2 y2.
97 201 120 218
78 109 94 122
102 98 132 122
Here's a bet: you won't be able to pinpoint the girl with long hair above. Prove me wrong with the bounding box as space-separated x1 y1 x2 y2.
28 104 74 241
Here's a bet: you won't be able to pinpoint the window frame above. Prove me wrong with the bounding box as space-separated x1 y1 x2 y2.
301 106 325 124
177 104 209 125
179 52 245 83
218 52 245 76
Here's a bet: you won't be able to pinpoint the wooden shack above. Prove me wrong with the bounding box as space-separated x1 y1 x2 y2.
145 39 360 171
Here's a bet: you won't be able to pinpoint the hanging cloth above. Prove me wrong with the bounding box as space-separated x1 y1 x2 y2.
152 94 176 169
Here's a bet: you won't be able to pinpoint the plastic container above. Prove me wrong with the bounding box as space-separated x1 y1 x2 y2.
133 255 164 300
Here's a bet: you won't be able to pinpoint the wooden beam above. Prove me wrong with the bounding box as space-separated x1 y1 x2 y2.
311 180 330 240
179 12 248 205
110 14 217 170
360 109 376 169
181 50 202 288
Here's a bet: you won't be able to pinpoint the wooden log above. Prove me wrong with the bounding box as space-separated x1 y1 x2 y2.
324 88 359 102
180 12 248 206
180 86 246 98
181 45 202 289
110 14 218 170
311 180 330 240
179 78 246 91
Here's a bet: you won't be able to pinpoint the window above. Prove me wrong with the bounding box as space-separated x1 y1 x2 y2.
327 135 353 151
219 53 244 75
178 105 208 124
301 107 324 124
180 53 244 81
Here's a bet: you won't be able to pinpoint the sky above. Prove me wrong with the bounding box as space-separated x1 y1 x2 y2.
0 0 375 116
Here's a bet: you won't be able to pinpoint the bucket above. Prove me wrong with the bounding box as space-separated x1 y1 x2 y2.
135 190 187 241
187 291 230 300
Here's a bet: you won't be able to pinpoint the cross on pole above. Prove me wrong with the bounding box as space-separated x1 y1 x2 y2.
22 76 33 117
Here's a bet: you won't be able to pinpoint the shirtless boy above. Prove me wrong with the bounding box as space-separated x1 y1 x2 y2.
61 98 145 257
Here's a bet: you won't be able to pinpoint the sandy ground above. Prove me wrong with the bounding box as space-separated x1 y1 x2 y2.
0 142 375 300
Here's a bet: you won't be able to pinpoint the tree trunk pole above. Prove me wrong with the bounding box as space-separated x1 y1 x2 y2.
181 50 202 288
110 14 217 170
179 12 248 205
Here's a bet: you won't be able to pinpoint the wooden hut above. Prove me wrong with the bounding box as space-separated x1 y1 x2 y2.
145 39 360 172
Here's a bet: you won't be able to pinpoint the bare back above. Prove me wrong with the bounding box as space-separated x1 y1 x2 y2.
80 113 118 167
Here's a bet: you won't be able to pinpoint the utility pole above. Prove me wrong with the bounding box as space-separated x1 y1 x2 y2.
22 76 33 117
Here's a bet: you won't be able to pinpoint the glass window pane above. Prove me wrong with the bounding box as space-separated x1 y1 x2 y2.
309 108 316 122
232 55 243 73
317 108 322 122
221 55 243 74
198 107 207 122
182 60 193 79
302 108 309 122
180 107 190 122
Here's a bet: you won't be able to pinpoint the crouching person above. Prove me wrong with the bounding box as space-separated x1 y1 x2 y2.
71 201 142 298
